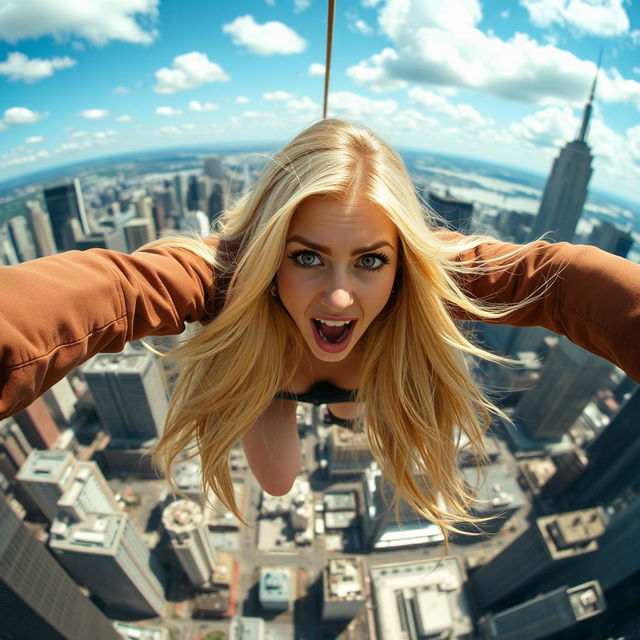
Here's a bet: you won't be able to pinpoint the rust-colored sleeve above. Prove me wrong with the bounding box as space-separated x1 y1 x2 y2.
0 245 216 418
451 236 640 382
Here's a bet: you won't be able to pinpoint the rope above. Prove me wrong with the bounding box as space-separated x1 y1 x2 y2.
322 0 336 119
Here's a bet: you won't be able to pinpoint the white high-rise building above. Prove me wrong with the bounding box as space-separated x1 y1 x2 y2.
162 499 216 587
50 511 166 617
17 450 119 521
44 376 77 426
83 350 168 440
17 451 78 520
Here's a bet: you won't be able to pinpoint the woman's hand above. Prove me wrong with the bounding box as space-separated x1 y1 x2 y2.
242 397 301 496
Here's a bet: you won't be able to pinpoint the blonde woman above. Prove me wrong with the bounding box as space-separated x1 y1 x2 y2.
2 119 639 544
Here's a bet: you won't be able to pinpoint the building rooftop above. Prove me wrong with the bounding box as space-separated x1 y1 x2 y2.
370 556 473 639
17 450 74 483
462 463 527 513
324 557 365 602
162 499 204 534
113 622 169 640
324 491 357 512
83 352 150 374
259 568 292 602
50 511 125 554
568 581 607 621
538 508 606 559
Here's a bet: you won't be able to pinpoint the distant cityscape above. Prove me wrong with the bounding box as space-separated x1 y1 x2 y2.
1 80 640 640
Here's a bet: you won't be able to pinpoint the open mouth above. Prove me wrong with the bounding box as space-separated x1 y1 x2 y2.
310 317 357 353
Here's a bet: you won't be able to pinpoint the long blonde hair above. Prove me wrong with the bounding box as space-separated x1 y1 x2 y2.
149 119 537 545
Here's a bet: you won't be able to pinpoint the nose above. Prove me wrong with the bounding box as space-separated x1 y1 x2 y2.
321 270 354 312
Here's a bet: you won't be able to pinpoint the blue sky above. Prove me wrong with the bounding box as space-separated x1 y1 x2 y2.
0 0 638 201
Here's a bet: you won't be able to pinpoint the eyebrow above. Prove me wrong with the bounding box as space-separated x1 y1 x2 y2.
286 235 395 256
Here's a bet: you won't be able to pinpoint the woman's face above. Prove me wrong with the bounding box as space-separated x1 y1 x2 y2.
277 194 399 362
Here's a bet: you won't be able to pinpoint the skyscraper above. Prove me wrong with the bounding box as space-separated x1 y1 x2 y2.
173 174 188 217
588 220 633 259
0 493 120 640
6 215 36 262
13 396 60 449
17 450 119 521
83 351 168 440
470 508 606 611
75 228 127 252
555 388 640 508
515 337 612 441
50 511 167 617
204 155 224 181
25 200 57 256
44 179 90 252
427 191 473 233
529 61 599 242
208 180 226 225
0 417 32 481
478 581 605 640
124 218 155 251
43 376 77 426
162 499 217 587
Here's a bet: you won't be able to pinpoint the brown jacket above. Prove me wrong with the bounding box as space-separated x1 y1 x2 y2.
1 237 639 418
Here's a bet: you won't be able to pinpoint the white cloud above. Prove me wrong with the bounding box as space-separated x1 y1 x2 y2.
93 129 118 140
80 108 109 119
391 108 438 132
116 114 132 122
521 0 630 38
236 95 250 104
155 123 198 136
156 125 182 136
501 10 510 19
189 100 218 112
25 135 44 144
243 110 276 119
113 85 129 95
347 13 373 36
3 106 46 125
59 142 81 151
294 0 311 11
504 106 640 186
328 91 397 119
223 15 306 55
264 90 295 101
71 130 88 137
154 52 229 94
156 106 183 116
346 1 640 108
0 51 76 83
347 48 406 92
509 106 579 148
287 96 318 112
408 87 492 125
0 0 159 45
308 62 325 76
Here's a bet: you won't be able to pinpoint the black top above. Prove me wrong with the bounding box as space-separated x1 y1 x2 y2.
275 380 356 406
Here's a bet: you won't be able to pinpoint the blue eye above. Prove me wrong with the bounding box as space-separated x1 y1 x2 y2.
357 253 390 271
289 250 322 268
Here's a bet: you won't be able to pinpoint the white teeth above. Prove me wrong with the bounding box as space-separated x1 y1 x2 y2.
316 318 351 327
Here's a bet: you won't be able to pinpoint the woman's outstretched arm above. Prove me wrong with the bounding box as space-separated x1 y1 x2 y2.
242 397 301 496
0 244 216 418
449 235 640 382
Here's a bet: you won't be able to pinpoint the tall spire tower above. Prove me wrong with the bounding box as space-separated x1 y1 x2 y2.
529 55 601 243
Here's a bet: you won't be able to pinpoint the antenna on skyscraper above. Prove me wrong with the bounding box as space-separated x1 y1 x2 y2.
576 49 603 144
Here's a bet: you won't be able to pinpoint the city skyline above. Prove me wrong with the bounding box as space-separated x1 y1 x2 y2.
0 0 639 203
